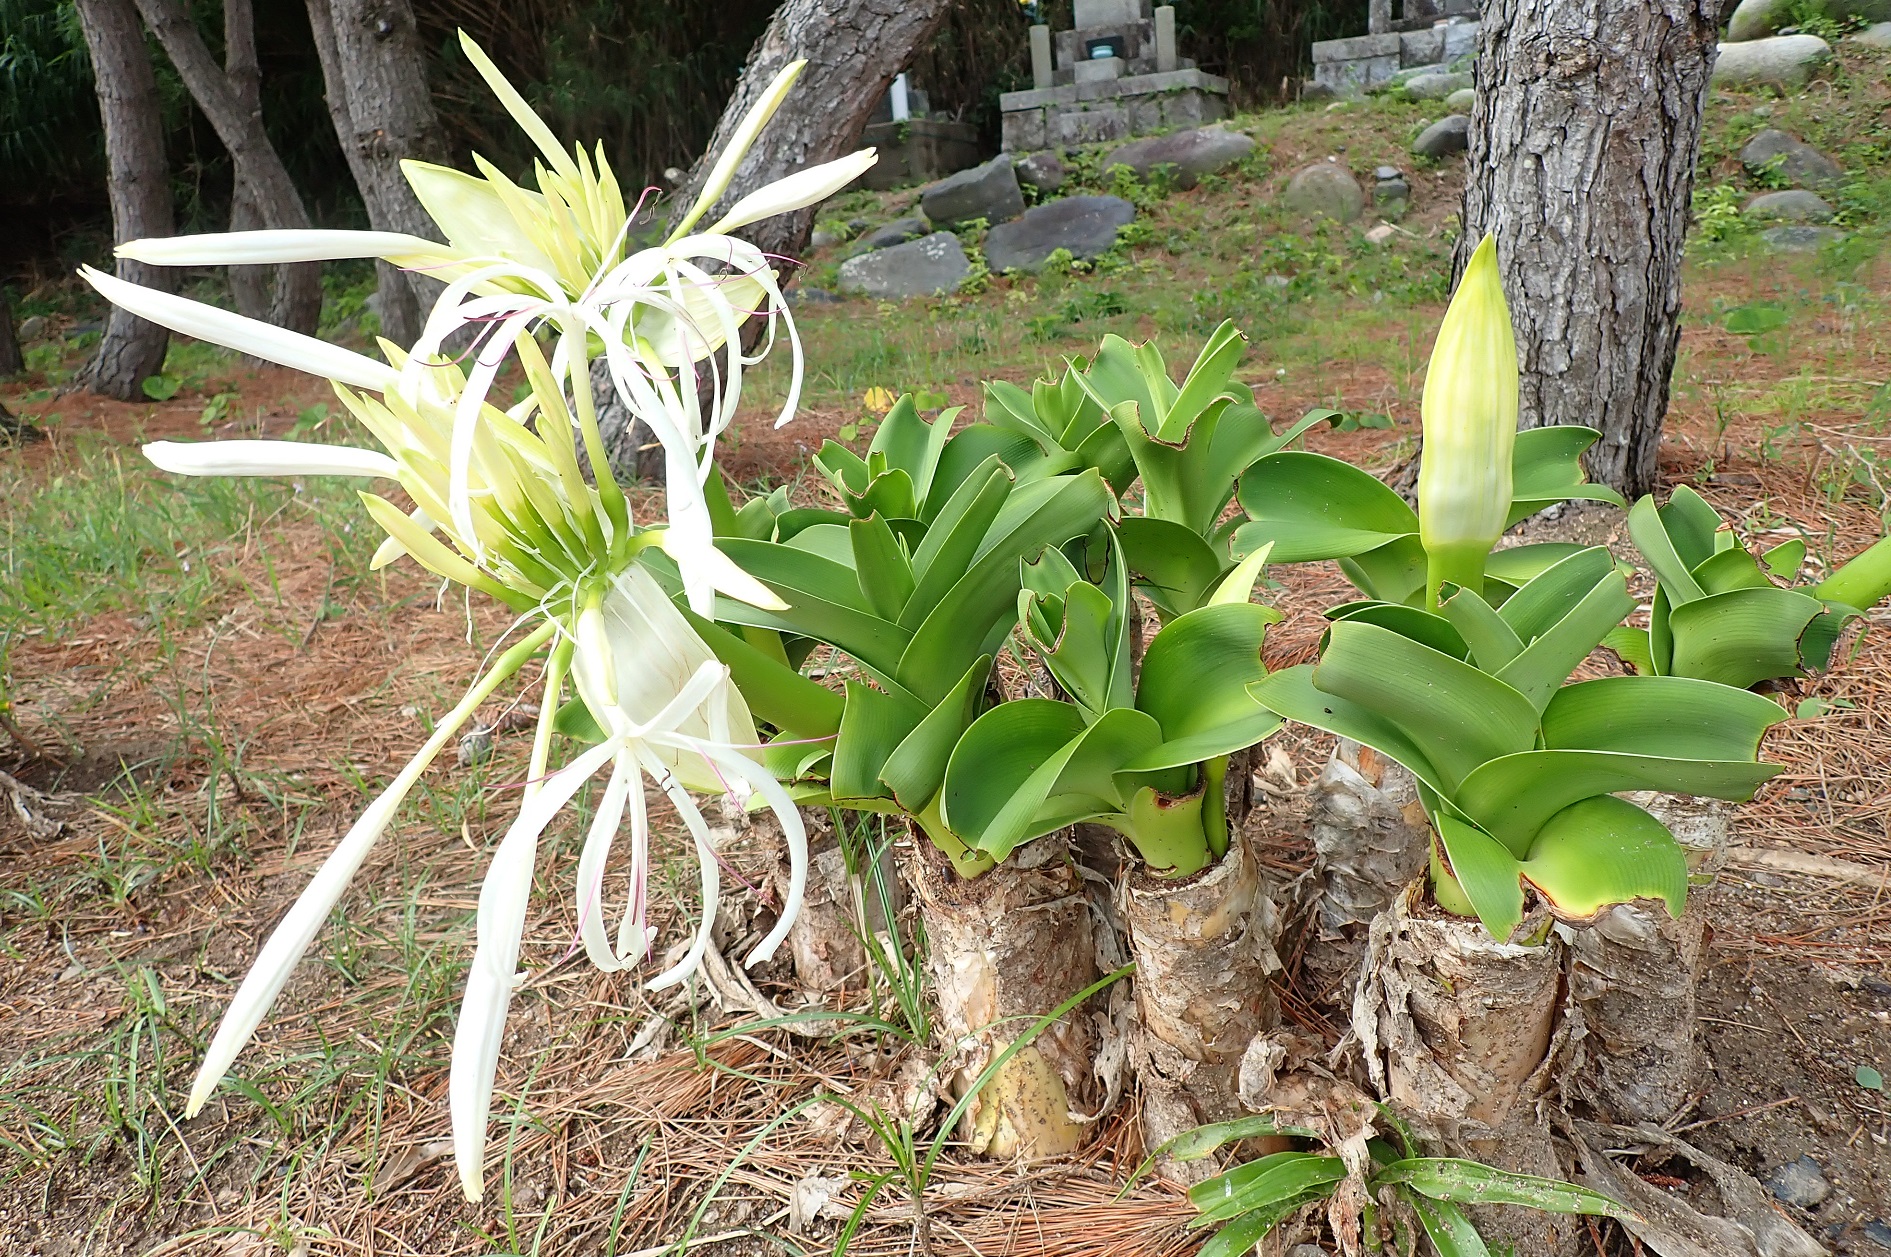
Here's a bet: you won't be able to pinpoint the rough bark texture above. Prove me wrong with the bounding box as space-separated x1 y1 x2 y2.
906 834 1101 1159
132 0 324 335
0 288 22 377
1298 740 1431 1006
74 0 174 400
764 808 906 994
1455 0 1727 498
1566 794 1731 1125
221 0 271 324
1124 832 1281 1178
305 0 448 347
1355 883 1580 1255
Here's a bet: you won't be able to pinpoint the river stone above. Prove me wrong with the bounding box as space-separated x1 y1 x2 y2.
1741 129 1844 186
1281 161 1364 222
836 232 970 298
1760 224 1845 252
1712 35 1833 89
1730 0 1891 41
920 154 1024 229
1404 71 1472 100
855 216 930 252
984 195 1136 272
1744 189 1835 222
1105 126 1255 190
1766 1155 1833 1209
1412 114 1471 158
1849 20 1891 48
1444 87 1476 111
1015 151 1067 193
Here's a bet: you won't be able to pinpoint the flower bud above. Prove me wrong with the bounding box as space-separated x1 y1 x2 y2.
1417 234 1519 605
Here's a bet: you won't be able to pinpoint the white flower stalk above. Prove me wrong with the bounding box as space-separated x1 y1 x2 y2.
1417 234 1520 606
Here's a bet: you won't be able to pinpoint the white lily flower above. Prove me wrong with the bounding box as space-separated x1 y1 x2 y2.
117 229 453 269
708 149 880 236
144 439 400 480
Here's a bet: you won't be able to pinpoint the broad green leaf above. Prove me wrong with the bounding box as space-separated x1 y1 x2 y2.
1506 426 1626 524
786 522 855 564
1483 542 1591 590
1402 1189 1490 1257
553 695 607 744
1495 546 1618 642
1602 625 1654 675
984 378 1060 449
1190 1153 1347 1227
774 505 852 541
1660 485 1724 571
1080 334 1165 437
1693 545 1773 594
1377 1157 1625 1215
939 699 1088 849
868 394 958 503
1434 814 1527 939
1209 540 1274 607
1248 665 1448 798
906 459 1012 618
927 424 1052 516
1817 533 1891 611
1541 674 1786 760
1800 601 1862 672
1117 515 1225 620
1339 534 1428 605
1158 319 1246 443
1313 620 1539 792
1198 1197 1331 1257
880 655 992 811
1022 580 1128 719
1494 569 1635 711
1439 586 1523 669
1628 495 1706 604
969 708 1164 861
850 514 915 621
1667 586 1824 688
1650 583 1675 675
1130 602 1283 769
1234 452 1419 562
1521 794 1686 920
1330 600 1470 660
679 608 844 738
1455 749 1779 855
831 681 927 803
1762 537 1806 580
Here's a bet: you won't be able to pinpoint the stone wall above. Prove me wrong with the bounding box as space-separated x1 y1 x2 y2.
1312 16 1478 96
1000 69 1229 150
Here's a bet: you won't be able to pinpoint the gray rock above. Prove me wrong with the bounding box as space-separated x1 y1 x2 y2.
855 216 930 252
1849 20 1891 48
1744 189 1835 222
1300 80 1339 102
1412 114 1471 159
1015 151 1066 193
1286 1247 1330 1257
457 727 493 767
1105 126 1256 190
836 232 970 298
1864 1219 1891 1247
1766 1155 1832 1209
1372 165 1403 182
1445 87 1476 112
920 154 1024 229
788 286 841 306
1374 175 1412 213
1741 128 1844 187
1730 0 1891 41
983 195 1136 272
17 315 46 342
1281 161 1365 223
1761 224 1845 252
1712 35 1833 89
809 228 839 250
1404 71 1472 100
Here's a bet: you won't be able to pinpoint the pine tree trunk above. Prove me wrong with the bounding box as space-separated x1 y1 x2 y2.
305 0 448 347
906 833 1101 1159
132 0 323 336
75 0 174 400
0 288 23 377
1298 740 1432 1007
1455 0 1726 498
221 0 271 324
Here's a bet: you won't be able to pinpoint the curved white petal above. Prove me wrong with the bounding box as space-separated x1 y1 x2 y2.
118 230 450 268
145 440 400 480
401 161 560 279
370 506 435 570
656 528 787 611
79 266 398 393
708 150 878 237
669 59 807 241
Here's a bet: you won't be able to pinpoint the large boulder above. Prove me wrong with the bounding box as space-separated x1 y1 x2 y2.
836 232 971 299
1728 0 1891 41
1444 87 1476 111
1741 129 1844 187
984 195 1137 272
1015 151 1067 193
853 216 930 253
1744 189 1836 222
1848 20 1891 47
1404 71 1472 100
1760 224 1844 253
1281 161 1365 222
1104 126 1255 190
1412 114 1471 159
1712 35 1832 89
920 155 1025 230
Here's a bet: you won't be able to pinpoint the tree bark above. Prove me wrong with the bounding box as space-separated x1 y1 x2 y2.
132 0 323 335
0 288 23 377
74 0 174 400
1455 0 1726 498
305 0 448 347
221 0 271 323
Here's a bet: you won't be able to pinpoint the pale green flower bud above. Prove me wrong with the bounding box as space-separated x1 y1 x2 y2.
1417 234 1519 606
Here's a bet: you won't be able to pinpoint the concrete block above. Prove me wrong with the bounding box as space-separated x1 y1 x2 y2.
1002 108 1048 152
1442 20 1480 61
1312 32 1402 62
1075 56 1126 83
1314 54 1401 95
1075 0 1138 26
1030 25 1053 90
1058 105 1130 145
1155 6 1177 71
1400 26 1444 66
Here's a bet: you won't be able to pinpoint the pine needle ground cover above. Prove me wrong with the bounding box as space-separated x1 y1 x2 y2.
4 50 1891 1257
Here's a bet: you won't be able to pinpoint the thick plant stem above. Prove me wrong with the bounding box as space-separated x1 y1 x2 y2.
906 832 1100 1159
1566 794 1728 1125
1299 741 1431 1007
1124 831 1280 1177
1355 882 1581 1255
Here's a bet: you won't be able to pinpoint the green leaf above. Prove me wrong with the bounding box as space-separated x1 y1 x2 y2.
1312 620 1539 792
1816 534 1891 612
1661 486 1725 570
1628 495 1707 605
1800 602 1862 673
1603 625 1654 675
1857 1065 1885 1091
1434 814 1526 939
1540 675 1787 760
1329 600 1470 660
978 707 1165 861
1129 602 1283 770
1159 320 1247 443
1402 1189 1491 1257
939 699 1090 853
1693 545 1773 594
850 514 916 622
1338 534 1429 605
905 459 1013 621
928 423 1056 515
1522 794 1687 920
1438 586 1524 670
553 695 608 744
1483 542 1592 590
679 608 844 738
1209 540 1274 607
1375 1157 1627 1217
1248 665 1448 798
879 655 992 811
141 374 181 401
1189 1153 1346 1227
1235 452 1419 562
1495 546 1619 642
1117 515 1226 621
1493 568 1636 711
1666 586 1825 688
1197 1196 1331 1257
1506 426 1627 523
831 681 927 804
867 393 958 504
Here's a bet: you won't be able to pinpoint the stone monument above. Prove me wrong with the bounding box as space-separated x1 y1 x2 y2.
999 1 1229 150
860 73 982 190
1310 0 1478 97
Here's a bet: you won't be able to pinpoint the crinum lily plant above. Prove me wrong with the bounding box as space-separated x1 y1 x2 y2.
85 43 873 1201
